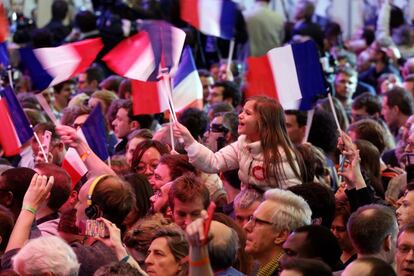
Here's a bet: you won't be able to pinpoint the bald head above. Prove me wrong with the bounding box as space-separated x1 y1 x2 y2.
208 220 239 271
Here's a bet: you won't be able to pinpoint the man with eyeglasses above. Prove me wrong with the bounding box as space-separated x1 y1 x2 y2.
203 112 239 152
243 188 312 276
396 223 414 276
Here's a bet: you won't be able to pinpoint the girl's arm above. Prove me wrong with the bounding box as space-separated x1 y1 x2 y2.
56 125 115 175
173 122 239 173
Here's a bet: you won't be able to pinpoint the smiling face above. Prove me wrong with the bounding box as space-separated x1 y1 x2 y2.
145 237 181 276
238 100 260 142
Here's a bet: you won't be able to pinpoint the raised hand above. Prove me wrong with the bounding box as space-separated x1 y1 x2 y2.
172 121 196 147
23 174 54 211
55 125 82 148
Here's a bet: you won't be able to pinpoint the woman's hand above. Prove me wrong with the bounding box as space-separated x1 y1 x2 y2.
173 122 196 147
23 174 54 211
55 125 82 148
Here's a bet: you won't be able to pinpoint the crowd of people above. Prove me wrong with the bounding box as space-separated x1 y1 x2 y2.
1 0 414 275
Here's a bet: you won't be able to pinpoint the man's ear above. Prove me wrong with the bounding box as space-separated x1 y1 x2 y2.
384 234 392 252
130 121 140 131
223 98 232 106
274 229 289 245
224 132 232 143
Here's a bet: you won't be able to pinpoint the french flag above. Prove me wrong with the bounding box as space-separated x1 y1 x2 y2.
172 46 203 111
180 0 237 40
77 105 109 161
245 41 326 110
0 87 33 156
19 38 103 91
132 47 203 115
0 3 9 68
62 147 88 188
103 21 186 81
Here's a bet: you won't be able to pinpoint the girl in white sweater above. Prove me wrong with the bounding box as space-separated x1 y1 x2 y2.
173 96 303 191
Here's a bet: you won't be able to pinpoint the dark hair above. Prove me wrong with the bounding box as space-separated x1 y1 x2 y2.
384 87 414 116
0 168 36 210
151 226 189 275
352 93 382 116
85 66 105 84
208 103 234 119
169 174 210 210
75 10 97 33
118 100 154 129
349 119 387 154
222 169 241 190
53 80 75 94
35 163 71 211
281 257 332 276
0 205 14 252
178 108 208 141
99 75 124 93
159 155 197 180
355 139 384 198
212 81 241 107
94 262 144 276
352 257 396 276
198 69 212 78
293 225 342 270
296 144 329 184
92 176 134 226
123 173 153 219
289 183 336 228
118 79 132 99
222 112 239 140
51 0 68 21
348 204 398 255
308 110 339 155
285 110 308 127
60 105 91 127
130 140 169 173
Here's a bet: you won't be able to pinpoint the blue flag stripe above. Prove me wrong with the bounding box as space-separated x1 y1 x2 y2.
173 46 196 87
219 0 237 40
0 42 9 67
19 48 53 91
1 87 33 144
81 105 109 161
291 41 327 110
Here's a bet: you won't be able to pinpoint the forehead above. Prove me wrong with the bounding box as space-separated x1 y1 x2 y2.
285 114 298 124
398 231 414 245
211 116 223 125
284 232 308 250
244 100 256 110
404 190 414 202
254 200 278 219
140 147 161 162
150 237 170 251
174 197 204 211
117 108 129 118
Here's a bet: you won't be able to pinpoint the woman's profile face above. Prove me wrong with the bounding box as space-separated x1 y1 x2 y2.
145 237 181 276
135 147 162 179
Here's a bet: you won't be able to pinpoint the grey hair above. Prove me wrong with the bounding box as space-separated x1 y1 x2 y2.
264 188 312 232
12 236 80 276
233 188 263 209
208 227 239 271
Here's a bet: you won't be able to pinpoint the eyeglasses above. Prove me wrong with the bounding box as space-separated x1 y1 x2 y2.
398 245 414 255
247 215 275 227
208 124 229 133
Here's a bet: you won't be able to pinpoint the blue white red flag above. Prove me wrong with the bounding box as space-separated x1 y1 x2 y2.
78 105 109 161
103 21 186 81
180 0 237 39
245 41 326 110
131 47 203 115
172 46 203 111
62 147 88 188
19 38 103 91
0 3 9 68
0 87 33 156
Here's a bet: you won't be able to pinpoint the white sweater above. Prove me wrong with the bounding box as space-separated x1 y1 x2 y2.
185 135 302 191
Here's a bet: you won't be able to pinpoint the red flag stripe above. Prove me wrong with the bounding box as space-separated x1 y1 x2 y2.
180 0 200 30
245 55 279 100
0 98 20 156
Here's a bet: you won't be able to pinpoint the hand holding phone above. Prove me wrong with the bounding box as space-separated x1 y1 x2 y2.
84 219 109 238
